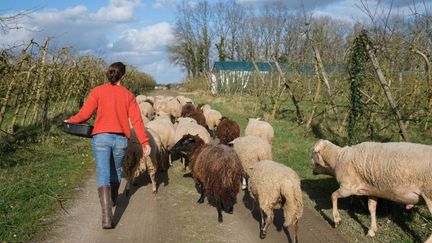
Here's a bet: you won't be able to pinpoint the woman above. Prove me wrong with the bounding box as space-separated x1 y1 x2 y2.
66 62 151 229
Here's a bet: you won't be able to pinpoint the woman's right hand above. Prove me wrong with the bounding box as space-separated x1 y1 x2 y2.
142 144 151 157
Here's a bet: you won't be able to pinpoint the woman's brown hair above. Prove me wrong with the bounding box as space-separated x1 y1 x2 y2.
106 62 126 85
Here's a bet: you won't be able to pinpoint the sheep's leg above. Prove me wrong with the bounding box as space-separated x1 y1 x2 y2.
259 210 266 239
197 184 206 204
125 180 131 198
331 186 353 227
422 194 432 243
366 196 378 237
168 152 173 166
149 170 157 193
241 175 247 190
217 200 223 223
260 207 273 239
293 221 299 243
181 157 186 171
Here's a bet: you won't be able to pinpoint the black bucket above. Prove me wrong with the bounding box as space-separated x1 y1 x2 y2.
63 122 93 138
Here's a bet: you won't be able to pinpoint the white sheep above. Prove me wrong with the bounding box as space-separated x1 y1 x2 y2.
146 119 176 166
166 97 182 118
122 128 162 194
174 117 197 128
229 135 272 189
176 95 194 106
136 95 147 104
174 123 211 144
155 110 171 121
138 101 154 120
248 160 303 241
174 123 212 170
311 139 432 240
244 118 274 144
198 105 222 134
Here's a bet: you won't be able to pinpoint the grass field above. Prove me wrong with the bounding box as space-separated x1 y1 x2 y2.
0 124 94 242
187 91 432 243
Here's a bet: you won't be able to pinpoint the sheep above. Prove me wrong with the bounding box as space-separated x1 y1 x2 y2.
215 117 240 145
187 111 207 128
175 117 197 128
174 123 211 145
229 135 272 189
248 160 303 241
122 128 162 195
155 110 171 121
146 119 176 167
174 122 211 170
138 101 154 120
181 103 197 117
244 118 274 144
176 95 194 106
166 97 182 119
171 134 243 222
136 95 147 104
311 139 432 240
198 104 222 134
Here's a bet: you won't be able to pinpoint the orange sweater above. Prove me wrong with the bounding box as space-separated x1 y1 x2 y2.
67 83 149 145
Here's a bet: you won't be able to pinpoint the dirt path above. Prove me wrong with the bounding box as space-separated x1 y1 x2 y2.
41 162 347 243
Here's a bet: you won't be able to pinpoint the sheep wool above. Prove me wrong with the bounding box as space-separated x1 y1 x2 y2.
244 118 274 144
312 139 432 240
215 117 240 145
122 128 162 194
230 135 272 176
174 123 211 144
248 160 303 241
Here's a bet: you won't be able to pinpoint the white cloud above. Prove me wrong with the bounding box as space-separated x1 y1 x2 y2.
111 22 174 52
153 0 181 8
95 0 143 22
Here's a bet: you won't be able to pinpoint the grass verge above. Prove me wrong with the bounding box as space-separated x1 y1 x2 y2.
0 125 93 242
186 91 432 243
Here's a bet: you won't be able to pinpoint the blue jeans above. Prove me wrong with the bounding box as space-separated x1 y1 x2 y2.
91 133 128 187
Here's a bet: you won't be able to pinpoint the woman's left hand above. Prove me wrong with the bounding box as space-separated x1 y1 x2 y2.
142 144 151 156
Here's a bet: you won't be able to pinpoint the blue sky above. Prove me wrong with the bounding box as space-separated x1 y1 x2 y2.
1 0 430 84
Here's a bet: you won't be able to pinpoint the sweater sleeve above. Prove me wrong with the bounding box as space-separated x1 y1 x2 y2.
67 89 98 123
129 96 149 146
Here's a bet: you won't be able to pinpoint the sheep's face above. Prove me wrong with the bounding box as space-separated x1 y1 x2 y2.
311 140 333 176
171 134 203 157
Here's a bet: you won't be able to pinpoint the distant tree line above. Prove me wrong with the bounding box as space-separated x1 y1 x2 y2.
169 0 432 143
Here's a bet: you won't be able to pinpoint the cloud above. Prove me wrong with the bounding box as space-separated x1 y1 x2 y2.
107 22 180 83
95 0 143 22
153 0 181 8
111 22 174 52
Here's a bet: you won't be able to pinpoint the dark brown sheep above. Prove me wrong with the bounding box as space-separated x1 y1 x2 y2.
215 117 240 145
171 134 243 222
187 111 207 128
181 103 196 117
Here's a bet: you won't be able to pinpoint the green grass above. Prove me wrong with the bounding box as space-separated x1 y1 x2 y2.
186 91 432 243
0 125 93 242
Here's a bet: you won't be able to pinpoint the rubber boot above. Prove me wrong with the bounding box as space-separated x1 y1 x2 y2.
98 186 113 229
111 183 120 207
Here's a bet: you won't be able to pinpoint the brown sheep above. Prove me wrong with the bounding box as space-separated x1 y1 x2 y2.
122 128 162 195
171 134 243 222
187 111 207 128
181 103 196 117
215 117 240 145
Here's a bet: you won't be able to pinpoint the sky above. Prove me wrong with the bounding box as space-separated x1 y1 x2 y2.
1 0 430 84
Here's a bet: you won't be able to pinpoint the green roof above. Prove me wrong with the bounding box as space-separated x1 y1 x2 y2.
213 61 345 74
213 61 276 72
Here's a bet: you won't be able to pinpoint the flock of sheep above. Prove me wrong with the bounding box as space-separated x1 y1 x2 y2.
121 94 432 243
